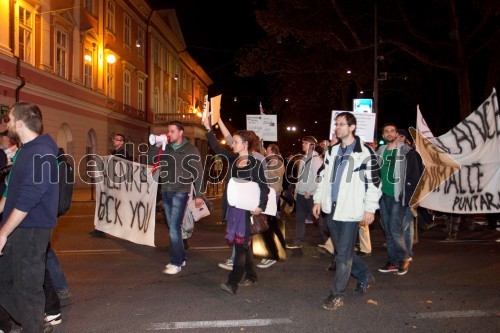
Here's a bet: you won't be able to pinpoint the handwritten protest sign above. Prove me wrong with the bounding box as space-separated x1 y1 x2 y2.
246 115 278 141
94 156 158 246
411 89 499 214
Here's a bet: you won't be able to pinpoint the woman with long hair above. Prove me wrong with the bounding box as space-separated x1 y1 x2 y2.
204 119 269 294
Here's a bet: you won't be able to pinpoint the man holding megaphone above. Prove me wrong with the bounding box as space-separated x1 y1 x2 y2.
148 121 205 275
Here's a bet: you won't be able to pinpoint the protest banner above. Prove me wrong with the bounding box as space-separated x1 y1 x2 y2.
411 89 499 214
94 155 158 246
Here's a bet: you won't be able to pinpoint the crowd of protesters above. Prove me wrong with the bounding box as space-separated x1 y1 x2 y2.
0 101 497 333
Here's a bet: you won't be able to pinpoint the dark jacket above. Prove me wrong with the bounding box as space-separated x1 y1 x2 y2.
206 130 269 210
112 146 132 161
148 138 205 198
377 142 423 206
3 134 59 228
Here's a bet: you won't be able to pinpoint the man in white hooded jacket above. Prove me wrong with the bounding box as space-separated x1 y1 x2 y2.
312 112 381 311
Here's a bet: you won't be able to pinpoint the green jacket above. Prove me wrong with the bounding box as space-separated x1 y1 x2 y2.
148 138 205 198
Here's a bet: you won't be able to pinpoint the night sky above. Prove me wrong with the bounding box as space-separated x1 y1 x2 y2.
147 1 496 147
148 0 265 131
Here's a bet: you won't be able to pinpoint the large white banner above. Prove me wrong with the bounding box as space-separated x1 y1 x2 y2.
412 89 500 214
94 156 158 246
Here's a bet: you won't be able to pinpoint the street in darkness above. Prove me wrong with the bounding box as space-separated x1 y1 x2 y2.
43 191 499 333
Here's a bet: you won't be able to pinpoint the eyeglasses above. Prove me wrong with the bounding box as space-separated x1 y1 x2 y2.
334 122 348 127
113 138 124 142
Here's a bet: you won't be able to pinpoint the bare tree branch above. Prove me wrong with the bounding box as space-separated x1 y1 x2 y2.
331 0 362 46
396 0 453 48
385 39 458 72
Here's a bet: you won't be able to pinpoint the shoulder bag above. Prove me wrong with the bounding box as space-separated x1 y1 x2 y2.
250 214 269 234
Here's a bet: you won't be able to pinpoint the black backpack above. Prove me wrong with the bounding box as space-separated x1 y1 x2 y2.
57 154 74 217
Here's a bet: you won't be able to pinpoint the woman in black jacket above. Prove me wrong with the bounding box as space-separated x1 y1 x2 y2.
204 121 269 294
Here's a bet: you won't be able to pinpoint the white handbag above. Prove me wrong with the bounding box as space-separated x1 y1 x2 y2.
186 185 210 222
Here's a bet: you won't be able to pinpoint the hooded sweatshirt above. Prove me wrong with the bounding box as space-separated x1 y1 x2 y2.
3 133 59 228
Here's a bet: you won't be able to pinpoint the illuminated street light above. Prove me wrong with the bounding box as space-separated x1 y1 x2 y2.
106 54 116 64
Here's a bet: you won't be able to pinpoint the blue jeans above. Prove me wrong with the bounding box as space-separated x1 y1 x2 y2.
327 216 370 296
403 209 414 258
379 195 410 264
294 194 314 244
46 245 69 293
162 192 189 266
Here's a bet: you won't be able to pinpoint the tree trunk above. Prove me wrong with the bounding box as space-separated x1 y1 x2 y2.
456 66 472 120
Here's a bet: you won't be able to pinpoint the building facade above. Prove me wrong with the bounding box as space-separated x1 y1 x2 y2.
0 0 212 188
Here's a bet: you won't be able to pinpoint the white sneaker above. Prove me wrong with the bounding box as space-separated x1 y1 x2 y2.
257 259 276 268
218 258 233 271
166 261 186 269
44 313 62 326
162 264 182 275
317 238 334 255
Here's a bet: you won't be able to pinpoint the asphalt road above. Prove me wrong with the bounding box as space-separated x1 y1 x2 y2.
33 194 500 332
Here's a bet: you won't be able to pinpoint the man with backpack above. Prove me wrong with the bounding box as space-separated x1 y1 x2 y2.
0 102 59 332
44 148 74 329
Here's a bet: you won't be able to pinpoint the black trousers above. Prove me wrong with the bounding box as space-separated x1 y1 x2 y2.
0 228 52 333
44 250 61 316
227 242 257 290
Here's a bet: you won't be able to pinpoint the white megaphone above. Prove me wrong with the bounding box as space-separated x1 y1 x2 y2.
149 134 171 150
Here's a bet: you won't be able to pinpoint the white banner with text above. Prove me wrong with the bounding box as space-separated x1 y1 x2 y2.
94 155 158 247
415 89 499 214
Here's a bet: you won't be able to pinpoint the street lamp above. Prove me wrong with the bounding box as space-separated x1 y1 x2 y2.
105 53 116 64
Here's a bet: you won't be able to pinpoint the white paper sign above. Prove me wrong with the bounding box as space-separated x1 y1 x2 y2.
227 178 277 216
246 115 278 141
94 156 158 247
210 94 221 125
330 110 376 142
